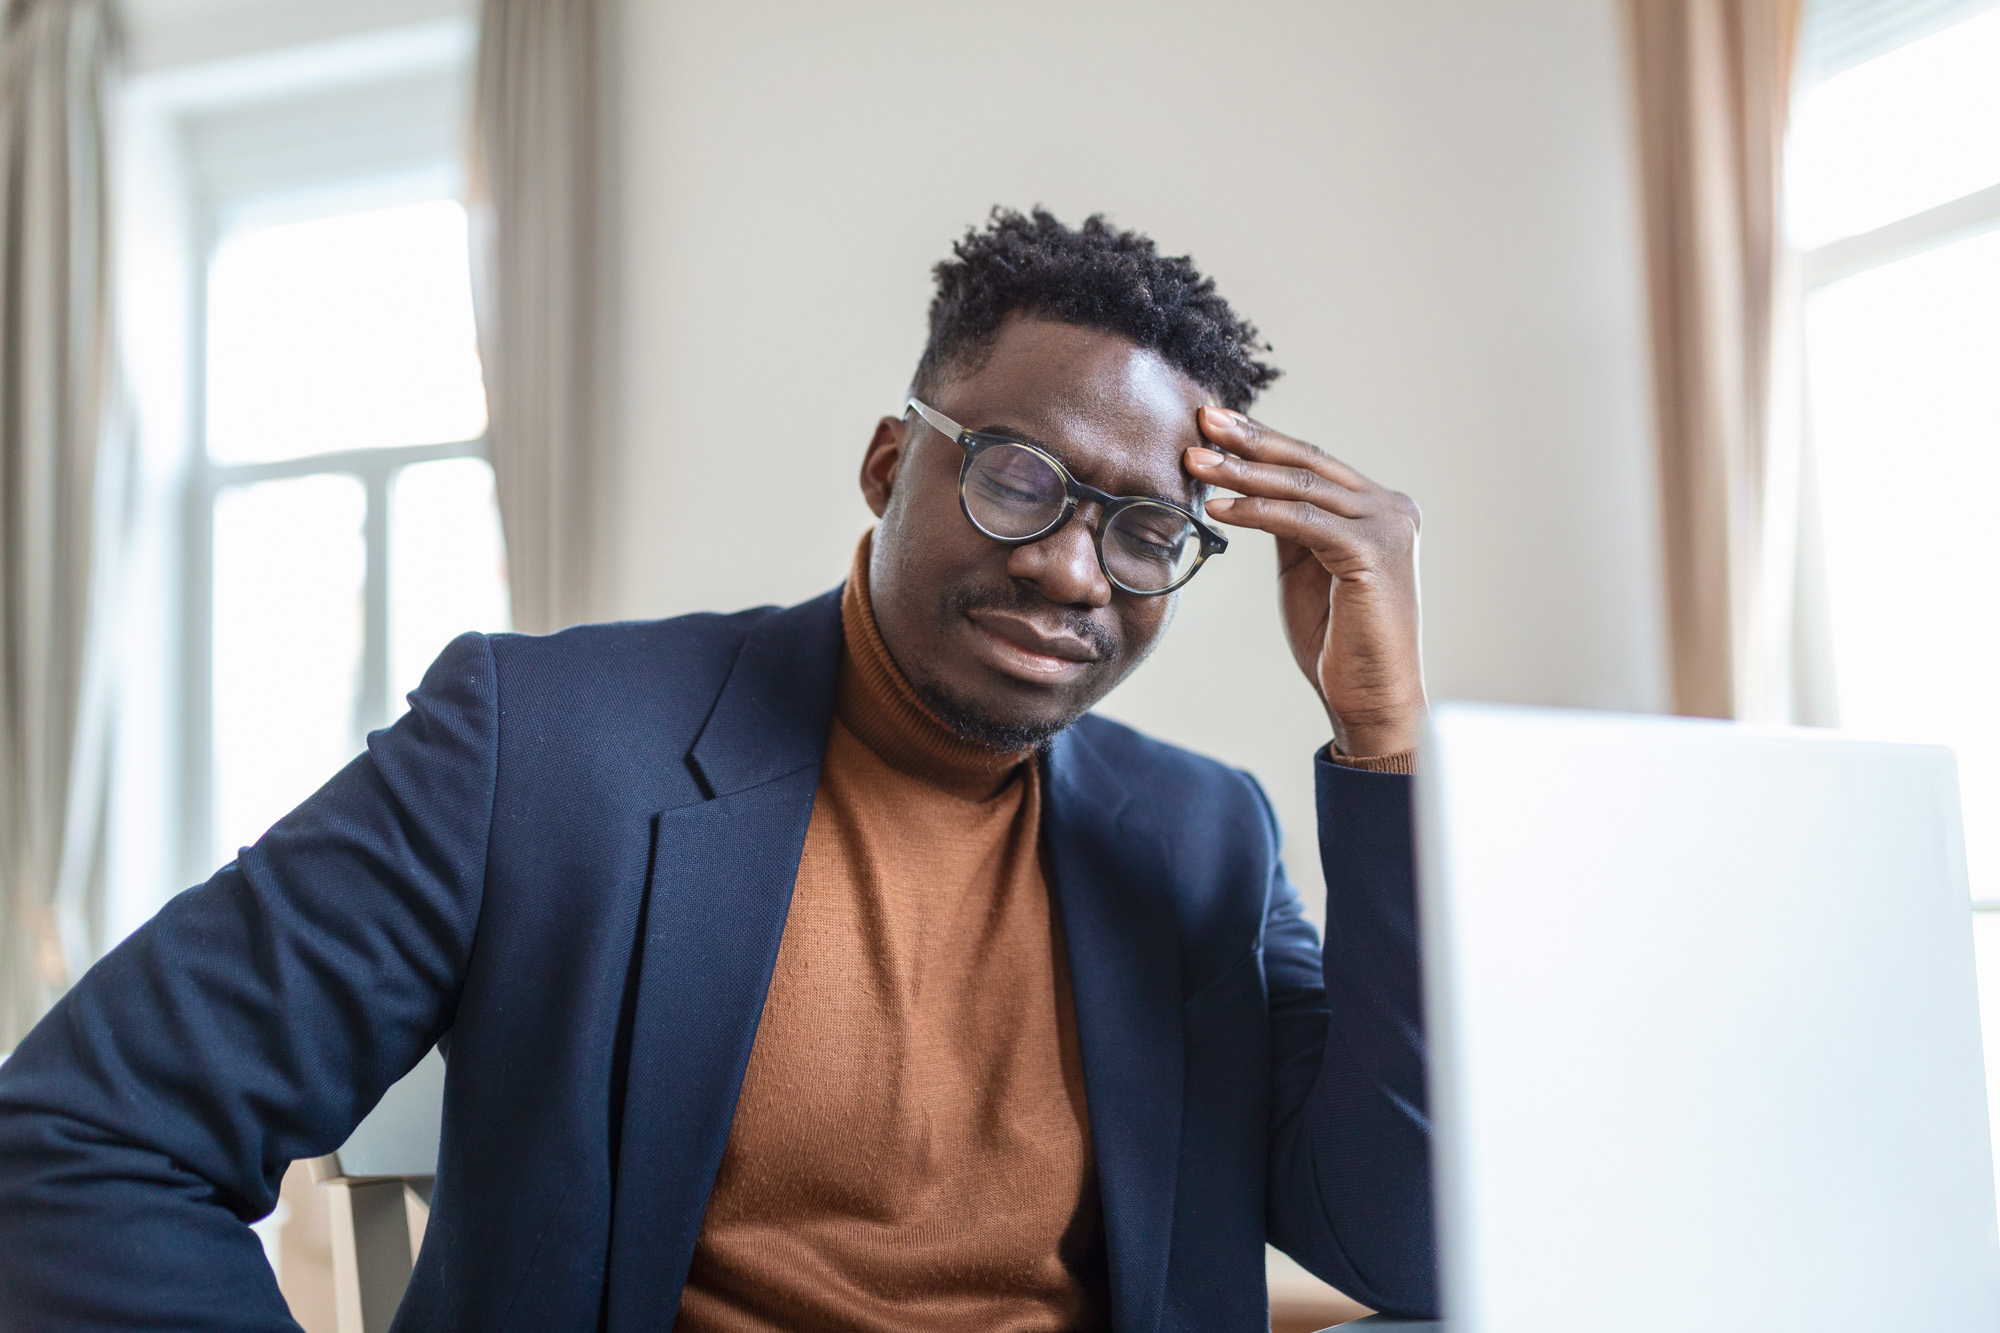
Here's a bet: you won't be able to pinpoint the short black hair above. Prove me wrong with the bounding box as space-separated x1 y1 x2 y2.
913 207 1280 413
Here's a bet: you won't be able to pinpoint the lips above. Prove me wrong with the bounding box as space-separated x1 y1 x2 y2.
967 612 1100 663
963 610 1102 683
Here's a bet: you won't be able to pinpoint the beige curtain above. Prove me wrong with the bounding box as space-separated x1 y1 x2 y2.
0 0 118 1048
1628 0 1807 720
468 0 605 635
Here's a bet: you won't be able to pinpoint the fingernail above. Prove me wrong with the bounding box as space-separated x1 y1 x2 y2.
1185 447 1225 468
1204 406 1244 430
1205 497 1234 515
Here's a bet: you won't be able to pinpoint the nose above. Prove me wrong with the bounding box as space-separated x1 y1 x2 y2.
1006 505 1113 608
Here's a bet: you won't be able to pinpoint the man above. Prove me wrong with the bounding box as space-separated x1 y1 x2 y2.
0 209 1434 1330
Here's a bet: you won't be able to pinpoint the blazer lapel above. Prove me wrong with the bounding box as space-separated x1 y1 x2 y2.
604 588 842 1329
1044 725 1185 1333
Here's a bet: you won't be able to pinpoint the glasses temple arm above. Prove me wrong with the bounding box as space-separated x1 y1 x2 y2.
903 397 963 441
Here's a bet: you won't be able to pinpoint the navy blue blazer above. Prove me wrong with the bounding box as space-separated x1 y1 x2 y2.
0 587 1435 1331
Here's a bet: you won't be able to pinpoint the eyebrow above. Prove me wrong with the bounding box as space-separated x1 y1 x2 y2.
972 420 1200 509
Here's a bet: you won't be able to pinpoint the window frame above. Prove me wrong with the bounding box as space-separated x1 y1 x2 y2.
1801 179 2000 289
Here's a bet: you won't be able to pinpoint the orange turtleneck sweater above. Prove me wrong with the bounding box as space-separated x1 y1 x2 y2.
674 536 1108 1332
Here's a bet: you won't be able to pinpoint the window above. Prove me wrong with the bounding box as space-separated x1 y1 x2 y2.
1788 0 2000 1179
177 40 508 871
201 196 506 860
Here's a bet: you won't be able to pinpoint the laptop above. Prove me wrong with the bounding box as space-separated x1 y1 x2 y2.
1355 703 2000 1332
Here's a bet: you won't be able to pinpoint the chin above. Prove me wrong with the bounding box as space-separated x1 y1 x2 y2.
910 670 1085 754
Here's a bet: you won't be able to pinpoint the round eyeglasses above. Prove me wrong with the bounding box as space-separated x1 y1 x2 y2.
904 397 1228 596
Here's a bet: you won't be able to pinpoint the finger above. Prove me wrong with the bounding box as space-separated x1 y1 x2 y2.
1203 494 1372 555
1198 405 1374 493
1183 447 1370 520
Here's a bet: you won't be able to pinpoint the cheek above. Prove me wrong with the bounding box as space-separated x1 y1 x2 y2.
881 462 949 552
874 485 984 624
1117 595 1176 658
884 453 971 549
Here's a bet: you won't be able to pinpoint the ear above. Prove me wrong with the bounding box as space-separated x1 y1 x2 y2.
859 415 909 518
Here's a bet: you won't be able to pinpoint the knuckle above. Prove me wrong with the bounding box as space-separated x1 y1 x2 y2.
1252 496 1298 526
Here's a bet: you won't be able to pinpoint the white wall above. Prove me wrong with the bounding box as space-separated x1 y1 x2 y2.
607 0 1669 917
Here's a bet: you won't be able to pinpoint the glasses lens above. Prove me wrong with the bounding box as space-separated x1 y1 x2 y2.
1103 503 1202 592
963 443 1067 539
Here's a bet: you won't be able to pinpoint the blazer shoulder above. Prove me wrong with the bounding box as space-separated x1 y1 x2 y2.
485 604 776 681
1061 715 1287 972
1069 712 1266 817
464 605 784 794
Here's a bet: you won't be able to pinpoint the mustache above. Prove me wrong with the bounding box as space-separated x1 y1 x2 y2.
943 580 1118 666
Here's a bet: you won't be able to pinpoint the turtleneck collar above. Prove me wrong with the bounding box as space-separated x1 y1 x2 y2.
838 532 1034 801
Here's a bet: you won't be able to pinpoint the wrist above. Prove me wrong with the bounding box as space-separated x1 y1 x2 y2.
1327 702 1425 760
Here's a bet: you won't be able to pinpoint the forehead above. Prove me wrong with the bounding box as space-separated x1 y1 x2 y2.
936 317 1215 500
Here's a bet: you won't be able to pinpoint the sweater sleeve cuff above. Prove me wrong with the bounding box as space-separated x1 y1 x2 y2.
1324 745 1418 775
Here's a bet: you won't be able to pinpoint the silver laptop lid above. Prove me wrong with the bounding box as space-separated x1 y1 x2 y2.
1416 703 2000 1333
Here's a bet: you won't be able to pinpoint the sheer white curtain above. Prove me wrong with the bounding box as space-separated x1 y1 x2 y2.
468 0 606 635
0 0 120 1048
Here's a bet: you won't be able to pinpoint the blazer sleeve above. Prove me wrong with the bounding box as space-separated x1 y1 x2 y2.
0 631 500 1332
1263 752 1438 1319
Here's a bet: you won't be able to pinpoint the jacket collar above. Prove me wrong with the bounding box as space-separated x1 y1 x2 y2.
607 589 846 1329
686 588 844 799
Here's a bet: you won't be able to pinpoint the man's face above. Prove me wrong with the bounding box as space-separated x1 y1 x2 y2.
859 316 1216 749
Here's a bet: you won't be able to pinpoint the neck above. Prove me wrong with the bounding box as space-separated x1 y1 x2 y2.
838 532 1032 801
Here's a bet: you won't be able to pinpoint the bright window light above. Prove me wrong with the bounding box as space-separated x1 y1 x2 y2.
1794 6 2000 1210
390 456 511 710
212 474 366 858
206 200 488 463
203 191 506 858
1787 7 2000 251
1806 227 2000 899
